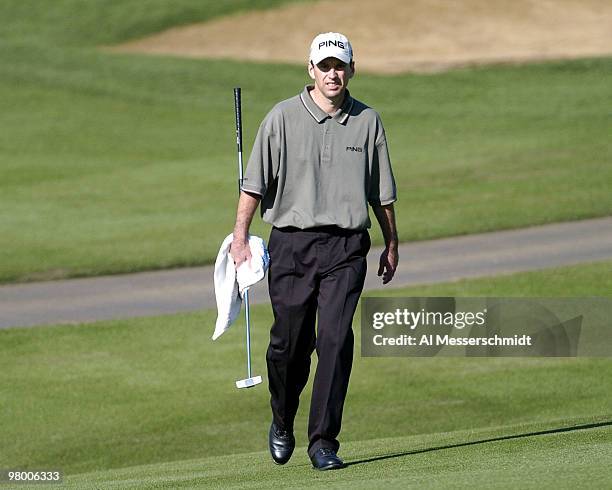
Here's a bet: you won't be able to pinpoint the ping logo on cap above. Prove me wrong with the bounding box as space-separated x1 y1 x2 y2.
318 40 345 50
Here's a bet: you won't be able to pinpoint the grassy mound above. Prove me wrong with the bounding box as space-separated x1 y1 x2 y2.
0 1 309 46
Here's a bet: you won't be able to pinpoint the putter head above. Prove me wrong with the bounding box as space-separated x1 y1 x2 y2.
236 375 262 389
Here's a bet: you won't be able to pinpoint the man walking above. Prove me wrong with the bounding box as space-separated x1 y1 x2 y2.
230 32 398 470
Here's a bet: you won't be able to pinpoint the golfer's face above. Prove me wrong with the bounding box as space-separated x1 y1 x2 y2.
309 57 354 99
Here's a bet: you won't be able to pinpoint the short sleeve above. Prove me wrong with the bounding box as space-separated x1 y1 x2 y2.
241 116 280 197
368 122 397 206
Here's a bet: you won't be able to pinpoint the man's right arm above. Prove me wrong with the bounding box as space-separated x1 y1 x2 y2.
229 190 261 268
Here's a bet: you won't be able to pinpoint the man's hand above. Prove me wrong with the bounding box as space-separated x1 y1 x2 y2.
377 245 398 284
230 190 261 269
372 203 399 285
230 239 252 270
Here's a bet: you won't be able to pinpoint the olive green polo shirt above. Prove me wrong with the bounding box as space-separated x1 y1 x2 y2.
241 85 397 230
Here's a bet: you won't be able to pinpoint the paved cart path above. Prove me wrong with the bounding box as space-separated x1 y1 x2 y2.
1 217 611 329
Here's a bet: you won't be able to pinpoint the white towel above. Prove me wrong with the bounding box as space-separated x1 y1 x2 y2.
213 233 269 340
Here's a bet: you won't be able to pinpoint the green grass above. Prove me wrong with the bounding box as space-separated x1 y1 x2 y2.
0 0 312 46
1 260 610 486
60 424 612 489
0 2 611 283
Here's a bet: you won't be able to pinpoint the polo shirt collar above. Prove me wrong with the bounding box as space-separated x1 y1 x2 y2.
300 85 354 125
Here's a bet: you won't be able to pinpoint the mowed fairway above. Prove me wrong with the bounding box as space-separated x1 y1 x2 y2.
1 261 611 487
63 426 612 489
1 1 611 283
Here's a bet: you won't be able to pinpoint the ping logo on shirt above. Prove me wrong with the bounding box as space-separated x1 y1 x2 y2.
346 146 363 152
319 40 345 50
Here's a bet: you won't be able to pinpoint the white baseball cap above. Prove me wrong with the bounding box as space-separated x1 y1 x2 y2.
309 32 353 65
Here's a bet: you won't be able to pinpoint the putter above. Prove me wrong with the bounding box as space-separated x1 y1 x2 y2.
234 87 262 389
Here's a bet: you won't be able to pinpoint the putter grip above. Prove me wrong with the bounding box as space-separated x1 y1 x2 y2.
234 87 242 153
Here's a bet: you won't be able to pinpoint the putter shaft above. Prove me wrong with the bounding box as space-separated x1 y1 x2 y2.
234 87 261 389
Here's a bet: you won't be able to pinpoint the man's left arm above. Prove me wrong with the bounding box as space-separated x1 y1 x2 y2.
371 203 398 284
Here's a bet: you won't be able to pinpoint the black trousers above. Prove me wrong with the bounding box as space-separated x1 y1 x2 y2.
266 225 370 457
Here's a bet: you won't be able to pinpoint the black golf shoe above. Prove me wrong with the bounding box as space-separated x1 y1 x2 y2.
268 423 295 465
310 448 346 470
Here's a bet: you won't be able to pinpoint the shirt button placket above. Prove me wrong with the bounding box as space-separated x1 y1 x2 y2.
323 119 332 164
